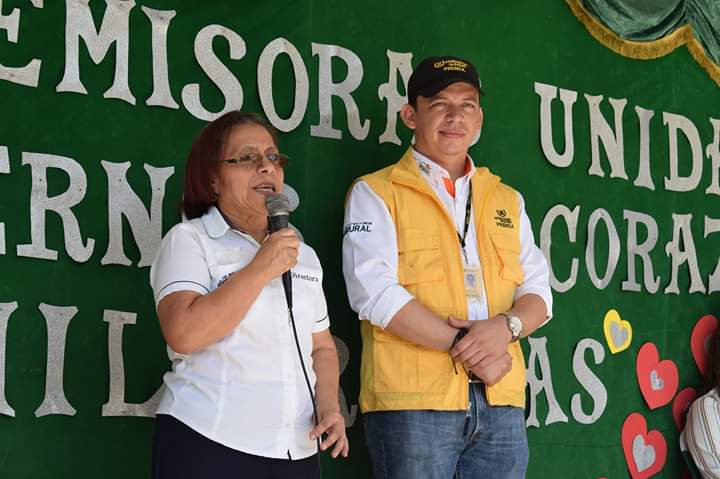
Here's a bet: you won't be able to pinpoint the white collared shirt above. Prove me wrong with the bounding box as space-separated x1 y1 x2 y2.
150 206 330 460
342 149 553 328
683 388 720 478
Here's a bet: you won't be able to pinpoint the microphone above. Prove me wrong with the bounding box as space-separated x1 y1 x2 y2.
265 193 293 309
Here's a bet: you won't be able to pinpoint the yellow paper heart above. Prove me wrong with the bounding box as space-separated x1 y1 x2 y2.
603 309 632 354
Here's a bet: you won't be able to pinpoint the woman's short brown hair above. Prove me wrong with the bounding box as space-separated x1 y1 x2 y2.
182 111 279 219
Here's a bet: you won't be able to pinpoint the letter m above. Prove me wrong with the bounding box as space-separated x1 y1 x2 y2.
56 0 136 104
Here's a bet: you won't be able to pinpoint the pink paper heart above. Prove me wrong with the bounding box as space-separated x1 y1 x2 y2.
691 315 719 376
622 412 667 479
672 387 697 431
636 342 679 410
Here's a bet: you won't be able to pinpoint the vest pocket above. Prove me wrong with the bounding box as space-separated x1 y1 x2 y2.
373 338 420 393
372 324 452 394
397 229 445 285
489 233 524 285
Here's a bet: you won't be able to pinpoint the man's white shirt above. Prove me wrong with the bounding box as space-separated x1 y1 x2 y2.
342 149 553 328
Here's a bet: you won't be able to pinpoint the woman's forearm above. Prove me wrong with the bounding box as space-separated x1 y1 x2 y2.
311 330 341 412
158 261 270 354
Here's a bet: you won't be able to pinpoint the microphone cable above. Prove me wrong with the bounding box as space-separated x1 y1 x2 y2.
285 292 324 472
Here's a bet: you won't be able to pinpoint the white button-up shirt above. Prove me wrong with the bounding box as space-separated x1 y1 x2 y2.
683 388 720 478
150 206 330 459
342 149 553 328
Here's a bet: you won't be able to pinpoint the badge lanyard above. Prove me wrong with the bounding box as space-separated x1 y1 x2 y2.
457 182 473 265
458 183 484 304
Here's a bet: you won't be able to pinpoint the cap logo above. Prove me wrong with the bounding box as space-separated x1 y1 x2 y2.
433 59 468 73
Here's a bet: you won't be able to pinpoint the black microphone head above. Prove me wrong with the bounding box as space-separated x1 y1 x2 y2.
265 193 290 217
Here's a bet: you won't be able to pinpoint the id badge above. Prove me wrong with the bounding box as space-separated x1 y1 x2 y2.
463 266 485 303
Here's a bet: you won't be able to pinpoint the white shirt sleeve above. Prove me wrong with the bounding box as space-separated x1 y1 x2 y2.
150 222 212 306
684 392 720 479
342 181 414 329
306 246 331 333
514 193 554 323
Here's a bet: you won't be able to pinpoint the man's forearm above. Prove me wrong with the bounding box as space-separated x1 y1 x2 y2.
510 293 548 338
384 299 459 351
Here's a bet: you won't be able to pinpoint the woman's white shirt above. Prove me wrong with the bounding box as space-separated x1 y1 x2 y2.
150 206 330 460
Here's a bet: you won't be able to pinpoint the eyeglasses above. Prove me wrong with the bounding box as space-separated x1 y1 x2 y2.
219 152 289 169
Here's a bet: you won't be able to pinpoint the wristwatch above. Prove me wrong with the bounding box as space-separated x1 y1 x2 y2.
500 312 523 342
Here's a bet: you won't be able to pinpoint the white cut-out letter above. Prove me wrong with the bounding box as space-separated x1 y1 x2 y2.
0 0 42 87
526 336 569 428
535 82 577 167
665 213 705 294
585 94 628 179
0 302 18 417
57 0 135 104
622 210 660 293
257 38 309 133
706 118 720 196
181 25 245 121
142 6 178 109
571 338 607 424
17 152 94 262
101 161 173 267
540 204 580 293
310 43 369 140
378 50 413 145
705 216 720 294
663 112 703 192
102 310 164 417
585 208 620 290
35 303 78 417
0 145 8 255
634 106 655 190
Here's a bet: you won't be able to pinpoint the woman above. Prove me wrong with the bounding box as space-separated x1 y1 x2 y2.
150 111 348 478
683 328 720 479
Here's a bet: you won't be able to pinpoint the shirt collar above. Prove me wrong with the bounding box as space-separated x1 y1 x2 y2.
412 149 475 181
412 149 475 196
201 206 232 239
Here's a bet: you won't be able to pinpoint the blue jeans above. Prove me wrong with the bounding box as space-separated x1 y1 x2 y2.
363 383 528 479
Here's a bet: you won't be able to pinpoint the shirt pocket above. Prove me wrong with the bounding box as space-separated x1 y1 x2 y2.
397 228 446 285
289 263 325 333
208 262 245 291
489 233 524 286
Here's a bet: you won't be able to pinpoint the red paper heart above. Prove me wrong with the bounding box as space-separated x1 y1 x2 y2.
636 342 679 409
672 387 698 431
622 412 667 479
691 315 719 376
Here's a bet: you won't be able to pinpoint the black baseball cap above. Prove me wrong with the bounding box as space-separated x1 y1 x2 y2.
407 56 482 105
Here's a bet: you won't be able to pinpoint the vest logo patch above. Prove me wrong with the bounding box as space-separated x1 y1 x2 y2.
494 210 514 229
343 221 373 236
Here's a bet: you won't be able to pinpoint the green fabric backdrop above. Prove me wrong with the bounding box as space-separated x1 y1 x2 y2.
581 0 720 63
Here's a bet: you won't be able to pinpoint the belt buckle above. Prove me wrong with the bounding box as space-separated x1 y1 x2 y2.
468 372 483 384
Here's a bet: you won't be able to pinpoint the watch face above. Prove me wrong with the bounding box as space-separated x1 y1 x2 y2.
509 315 522 335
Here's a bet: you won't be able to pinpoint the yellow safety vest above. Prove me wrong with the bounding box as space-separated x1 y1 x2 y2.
356 148 527 412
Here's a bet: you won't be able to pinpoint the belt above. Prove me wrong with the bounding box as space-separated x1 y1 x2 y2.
468 372 484 384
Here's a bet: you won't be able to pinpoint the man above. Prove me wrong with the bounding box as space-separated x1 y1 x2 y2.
342 56 553 478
